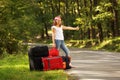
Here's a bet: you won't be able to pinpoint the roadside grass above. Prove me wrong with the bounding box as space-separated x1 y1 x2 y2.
92 37 120 52
37 37 120 52
0 54 68 80
65 37 120 52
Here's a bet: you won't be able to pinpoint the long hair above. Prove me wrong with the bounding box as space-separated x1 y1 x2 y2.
53 16 61 26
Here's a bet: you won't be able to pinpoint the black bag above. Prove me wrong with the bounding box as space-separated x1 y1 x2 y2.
29 46 49 57
29 56 43 71
28 46 49 71
62 56 71 69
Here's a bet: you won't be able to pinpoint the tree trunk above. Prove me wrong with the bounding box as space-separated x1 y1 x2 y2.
58 0 60 14
110 20 115 37
44 23 49 39
84 0 88 16
65 0 69 25
97 23 103 42
93 0 103 40
76 0 81 16
50 0 54 18
109 0 119 37
92 28 96 39
87 28 90 39
89 0 95 39
41 27 44 39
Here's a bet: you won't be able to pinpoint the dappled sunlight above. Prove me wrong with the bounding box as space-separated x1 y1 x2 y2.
95 40 112 49
93 37 120 52
66 37 120 52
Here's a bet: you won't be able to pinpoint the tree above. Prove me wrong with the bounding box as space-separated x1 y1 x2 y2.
109 0 119 37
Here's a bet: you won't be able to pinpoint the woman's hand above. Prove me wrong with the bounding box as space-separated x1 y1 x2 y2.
75 26 79 30
52 43 56 48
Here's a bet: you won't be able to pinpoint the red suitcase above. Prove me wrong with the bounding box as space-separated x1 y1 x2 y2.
42 56 64 71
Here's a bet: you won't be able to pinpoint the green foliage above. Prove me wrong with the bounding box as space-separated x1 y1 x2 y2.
0 54 68 80
93 12 113 23
93 37 120 52
0 0 120 54
66 37 120 52
93 2 113 23
0 24 22 54
74 18 85 26
0 0 44 54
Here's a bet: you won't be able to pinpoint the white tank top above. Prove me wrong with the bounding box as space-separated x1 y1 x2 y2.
51 26 64 40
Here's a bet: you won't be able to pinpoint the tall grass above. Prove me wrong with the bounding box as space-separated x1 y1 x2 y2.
0 54 68 80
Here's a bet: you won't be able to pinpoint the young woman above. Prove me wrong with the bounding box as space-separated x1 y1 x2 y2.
51 16 79 67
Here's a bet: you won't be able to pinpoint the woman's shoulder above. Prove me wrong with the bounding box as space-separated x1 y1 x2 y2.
51 26 56 29
52 25 63 29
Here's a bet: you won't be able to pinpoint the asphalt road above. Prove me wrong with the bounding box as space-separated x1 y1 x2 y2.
61 48 120 80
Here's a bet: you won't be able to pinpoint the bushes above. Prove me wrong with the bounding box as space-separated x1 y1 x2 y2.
0 38 24 55
97 37 120 52
66 37 120 52
0 28 28 55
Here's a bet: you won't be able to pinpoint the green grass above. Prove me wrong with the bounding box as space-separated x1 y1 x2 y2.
92 37 120 52
65 37 120 52
0 54 68 80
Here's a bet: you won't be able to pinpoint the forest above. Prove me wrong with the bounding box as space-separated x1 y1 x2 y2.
0 0 120 54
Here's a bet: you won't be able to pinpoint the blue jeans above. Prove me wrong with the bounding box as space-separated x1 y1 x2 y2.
55 40 70 56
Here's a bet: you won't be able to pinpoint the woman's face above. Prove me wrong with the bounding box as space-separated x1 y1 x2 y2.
53 16 62 26
57 19 61 26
